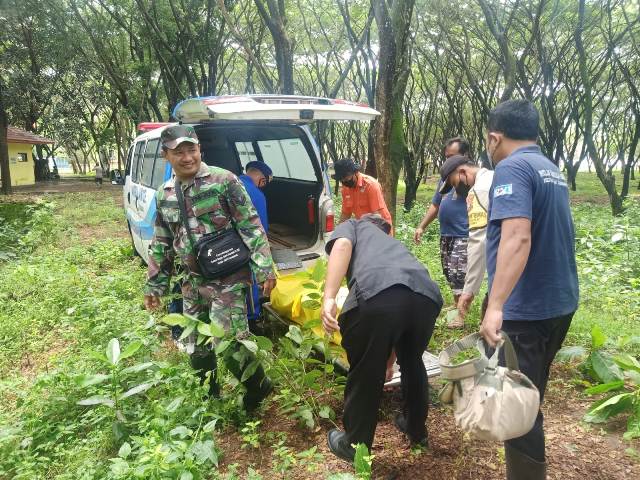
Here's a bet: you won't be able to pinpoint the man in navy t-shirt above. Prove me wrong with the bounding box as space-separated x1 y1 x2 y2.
480 100 578 479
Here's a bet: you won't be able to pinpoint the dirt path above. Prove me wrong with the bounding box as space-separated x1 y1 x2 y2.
11 177 123 195
215 370 639 479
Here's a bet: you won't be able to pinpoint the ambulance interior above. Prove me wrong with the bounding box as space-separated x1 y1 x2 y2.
194 124 325 256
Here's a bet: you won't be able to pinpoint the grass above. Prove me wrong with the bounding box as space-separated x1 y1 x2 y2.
0 172 638 478
0 202 34 253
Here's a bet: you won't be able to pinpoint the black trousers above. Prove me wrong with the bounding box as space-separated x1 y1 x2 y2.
339 285 441 449
500 313 574 462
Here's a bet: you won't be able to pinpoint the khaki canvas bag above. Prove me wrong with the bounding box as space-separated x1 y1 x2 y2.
439 332 540 442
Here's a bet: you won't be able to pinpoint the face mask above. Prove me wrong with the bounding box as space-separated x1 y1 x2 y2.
342 177 356 188
455 180 471 198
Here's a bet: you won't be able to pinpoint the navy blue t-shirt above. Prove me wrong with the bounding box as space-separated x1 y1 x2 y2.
432 181 469 238
486 145 579 321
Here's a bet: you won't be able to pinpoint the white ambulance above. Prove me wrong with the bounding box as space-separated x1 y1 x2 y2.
122 94 379 271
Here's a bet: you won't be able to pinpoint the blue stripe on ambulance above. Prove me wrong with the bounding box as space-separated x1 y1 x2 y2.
127 163 171 241
127 199 156 240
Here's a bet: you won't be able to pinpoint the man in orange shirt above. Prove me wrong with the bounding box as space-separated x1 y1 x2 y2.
333 158 393 228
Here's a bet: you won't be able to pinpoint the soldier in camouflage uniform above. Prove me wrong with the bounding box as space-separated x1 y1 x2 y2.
143 125 275 409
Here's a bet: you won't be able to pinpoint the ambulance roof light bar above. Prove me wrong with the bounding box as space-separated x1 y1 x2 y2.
137 122 171 133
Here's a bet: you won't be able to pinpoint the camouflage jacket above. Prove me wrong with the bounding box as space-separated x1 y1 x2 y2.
144 163 274 296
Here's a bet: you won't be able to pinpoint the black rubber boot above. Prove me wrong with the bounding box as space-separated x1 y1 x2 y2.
327 429 356 463
393 413 428 447
224 345 272 412
189 351 220 398
243 372 273 412
505 444 547 480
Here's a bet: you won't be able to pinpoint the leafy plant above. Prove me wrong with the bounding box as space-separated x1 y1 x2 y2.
325 443 373 480
353 443 374 479
267 325 343 429
557 325 624 384
240 420 262 449
583 352 640 440
76 338 154 440
161 313 226 348
299 259 327 310
559 325 640 440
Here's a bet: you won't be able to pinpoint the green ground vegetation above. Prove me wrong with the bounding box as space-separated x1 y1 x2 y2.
0 174 639 478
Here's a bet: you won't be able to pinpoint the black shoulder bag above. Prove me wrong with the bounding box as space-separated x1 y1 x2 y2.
175 180 250 279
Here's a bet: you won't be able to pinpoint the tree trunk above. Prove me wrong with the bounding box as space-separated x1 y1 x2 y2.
403 151 419 211
364 123 377 177
575 0 623 215
622 109 640 198
254 0 295 94
477 0 517 102
371 0 415 224
567 162 580 191
0 78 10 194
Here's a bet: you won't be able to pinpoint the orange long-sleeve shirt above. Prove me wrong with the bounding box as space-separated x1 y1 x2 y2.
340 173 393 227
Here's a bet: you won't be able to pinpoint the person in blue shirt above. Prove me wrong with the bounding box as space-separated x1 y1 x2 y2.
239 161 272 232
239 161 273 321
479 100 579 480
414 137 470 328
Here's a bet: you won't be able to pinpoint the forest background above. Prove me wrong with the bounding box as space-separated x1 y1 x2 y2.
1 0 639 216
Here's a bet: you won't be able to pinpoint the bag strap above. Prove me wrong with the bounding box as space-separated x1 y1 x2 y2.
493 332 520 371
439 331 520 381
439 333 489 381
174 179 195 248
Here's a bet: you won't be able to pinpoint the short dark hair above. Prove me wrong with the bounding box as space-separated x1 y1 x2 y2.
444 136 471 157
488 99 539 140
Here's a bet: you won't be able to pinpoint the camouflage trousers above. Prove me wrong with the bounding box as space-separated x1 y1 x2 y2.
440 236 468 295
182 279 248 354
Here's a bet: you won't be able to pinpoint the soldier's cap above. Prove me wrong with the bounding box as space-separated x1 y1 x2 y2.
438 155 475 194
332 158 360 180
161 125 199 150
246 161 273 179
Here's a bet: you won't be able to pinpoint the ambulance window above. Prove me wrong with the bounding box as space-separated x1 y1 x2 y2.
257 140 290 177
279 138 316 180
256 138 315 181
235 142 258 171
131 141 145 183
140 139 159 187
151 155 167 189
125 146 133 175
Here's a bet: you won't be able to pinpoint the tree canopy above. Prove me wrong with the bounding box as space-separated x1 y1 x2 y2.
1 0 638 214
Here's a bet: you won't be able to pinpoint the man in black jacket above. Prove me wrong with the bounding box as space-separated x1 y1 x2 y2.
321 214 443 461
